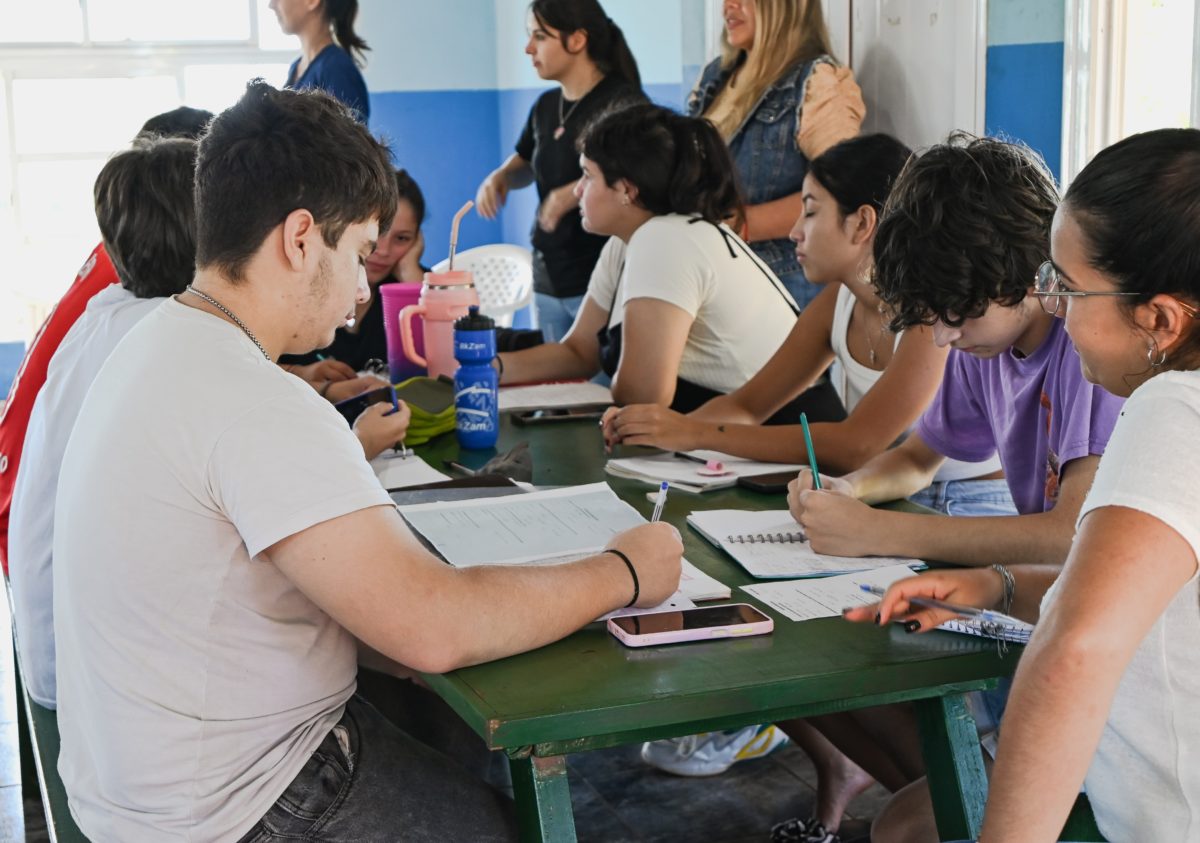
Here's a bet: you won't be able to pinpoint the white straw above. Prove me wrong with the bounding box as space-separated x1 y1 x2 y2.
448 200 474 270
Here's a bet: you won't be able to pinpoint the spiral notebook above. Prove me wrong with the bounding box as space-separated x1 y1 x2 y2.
939 614 1033 644
687 509 925 579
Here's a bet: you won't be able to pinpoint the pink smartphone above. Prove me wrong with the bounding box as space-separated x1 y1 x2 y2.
607 603 774 648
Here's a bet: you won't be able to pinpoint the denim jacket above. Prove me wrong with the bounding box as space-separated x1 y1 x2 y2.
688 54 827 296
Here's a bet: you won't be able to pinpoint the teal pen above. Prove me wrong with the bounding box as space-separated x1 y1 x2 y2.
316 352 327 361
799 412 821 490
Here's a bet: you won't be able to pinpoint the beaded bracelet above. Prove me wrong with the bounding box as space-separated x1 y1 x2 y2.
990 563 1015 615
604 548 640 608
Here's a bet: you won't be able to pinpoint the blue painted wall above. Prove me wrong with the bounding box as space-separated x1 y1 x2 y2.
985 0 1066 181
357 0 697 262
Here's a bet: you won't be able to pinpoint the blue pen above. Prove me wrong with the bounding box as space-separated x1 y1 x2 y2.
650 481 669 522
799 412 821 490
859 584 1008 623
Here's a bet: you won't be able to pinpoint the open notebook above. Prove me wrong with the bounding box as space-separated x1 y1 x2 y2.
688 509 925 579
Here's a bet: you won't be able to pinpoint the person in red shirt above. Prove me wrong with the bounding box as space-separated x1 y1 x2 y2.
0 106 217 574
0 245 118 573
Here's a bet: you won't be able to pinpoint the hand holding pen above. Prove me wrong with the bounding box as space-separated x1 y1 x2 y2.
843 569 1014 632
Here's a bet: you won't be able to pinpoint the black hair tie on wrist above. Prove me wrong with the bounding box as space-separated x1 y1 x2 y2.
604 548 639 608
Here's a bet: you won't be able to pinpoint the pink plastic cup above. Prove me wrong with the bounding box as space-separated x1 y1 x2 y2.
380 282 426 382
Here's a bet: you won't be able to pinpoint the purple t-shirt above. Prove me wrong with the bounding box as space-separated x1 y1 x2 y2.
916 318 1124 515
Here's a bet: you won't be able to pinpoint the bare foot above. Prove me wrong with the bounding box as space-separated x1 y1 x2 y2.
816 753 875 831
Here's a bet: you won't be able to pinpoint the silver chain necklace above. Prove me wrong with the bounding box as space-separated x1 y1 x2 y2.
184 285 271 362
554 91 584 141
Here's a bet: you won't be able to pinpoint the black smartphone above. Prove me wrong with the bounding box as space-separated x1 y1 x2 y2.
511 408 604 425
736 470 799 494
332 386 393 425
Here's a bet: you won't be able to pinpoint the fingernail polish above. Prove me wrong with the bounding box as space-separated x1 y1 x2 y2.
904 620 921 633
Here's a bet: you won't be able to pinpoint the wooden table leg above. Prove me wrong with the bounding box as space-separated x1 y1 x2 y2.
915 693 988 841
508 750 578 843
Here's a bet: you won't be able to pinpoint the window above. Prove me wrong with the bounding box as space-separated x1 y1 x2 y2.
0 1 295 343
1062 0 1198 184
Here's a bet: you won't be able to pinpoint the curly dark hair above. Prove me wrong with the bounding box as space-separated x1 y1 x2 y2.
872 132 1059 331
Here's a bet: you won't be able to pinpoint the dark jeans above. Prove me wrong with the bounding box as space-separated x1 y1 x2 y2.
237 694 518 842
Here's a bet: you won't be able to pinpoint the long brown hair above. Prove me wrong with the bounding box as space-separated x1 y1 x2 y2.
710 0 834 138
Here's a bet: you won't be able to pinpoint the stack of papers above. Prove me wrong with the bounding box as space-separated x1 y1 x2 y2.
606 450 803 493
688 510 925 579
396 483 731 613
498 381 613 413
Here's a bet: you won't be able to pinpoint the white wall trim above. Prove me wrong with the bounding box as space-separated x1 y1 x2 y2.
1061 0 1126 186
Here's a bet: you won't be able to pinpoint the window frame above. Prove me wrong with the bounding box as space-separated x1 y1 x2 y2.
1061 0 1199 186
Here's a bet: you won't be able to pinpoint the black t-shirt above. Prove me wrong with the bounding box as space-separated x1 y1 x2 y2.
280 289 389 372
515 74 644 299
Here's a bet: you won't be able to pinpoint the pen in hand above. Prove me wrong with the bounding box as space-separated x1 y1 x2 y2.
650 481 669 522
858 584 1008 623
800 412 821 490
385 386 412 458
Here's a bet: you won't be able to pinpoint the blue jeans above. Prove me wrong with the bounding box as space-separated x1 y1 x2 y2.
908 478 1017 517
533 292 585 343
775 269 821 312
237 695 517 842
909 478 1017 744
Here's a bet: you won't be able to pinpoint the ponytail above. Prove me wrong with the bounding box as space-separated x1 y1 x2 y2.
808 134 913 217
531 0 642 88
324 0 370 67
580 103 743 223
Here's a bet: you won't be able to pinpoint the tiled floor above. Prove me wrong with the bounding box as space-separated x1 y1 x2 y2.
0 584 887 842
568 742 886 843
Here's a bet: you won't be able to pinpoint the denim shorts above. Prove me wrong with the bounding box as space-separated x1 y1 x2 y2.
237 694 517 842
908 478 1017 518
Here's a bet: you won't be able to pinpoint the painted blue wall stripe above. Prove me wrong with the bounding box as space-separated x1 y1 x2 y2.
985 41 1064 181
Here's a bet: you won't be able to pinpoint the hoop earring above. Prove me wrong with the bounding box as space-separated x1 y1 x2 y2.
1147 340 1168 368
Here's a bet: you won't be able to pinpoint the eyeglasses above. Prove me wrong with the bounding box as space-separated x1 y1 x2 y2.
1032 261 1138 315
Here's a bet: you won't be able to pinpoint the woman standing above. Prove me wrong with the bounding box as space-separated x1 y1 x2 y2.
476 0 644 342
689 0 864 310
270 0 371 123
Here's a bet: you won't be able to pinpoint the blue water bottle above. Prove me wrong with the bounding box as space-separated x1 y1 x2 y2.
453 305 499 449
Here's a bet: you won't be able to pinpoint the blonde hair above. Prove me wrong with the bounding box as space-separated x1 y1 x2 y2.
710 0 835 138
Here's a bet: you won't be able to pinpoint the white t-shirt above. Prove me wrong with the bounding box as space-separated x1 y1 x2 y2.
53 298 392 842
1042 370 1200 841
827 284 1000 483
587 215 798 395
9 285 161 709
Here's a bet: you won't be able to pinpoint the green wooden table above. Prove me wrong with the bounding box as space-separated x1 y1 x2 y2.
415 416 1020 842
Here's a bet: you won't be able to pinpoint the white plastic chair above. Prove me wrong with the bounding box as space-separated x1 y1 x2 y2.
431 244 533 328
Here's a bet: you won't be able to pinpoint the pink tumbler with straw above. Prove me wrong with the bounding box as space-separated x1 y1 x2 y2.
398 271 480 379
398 199 481 380
379 282 425 382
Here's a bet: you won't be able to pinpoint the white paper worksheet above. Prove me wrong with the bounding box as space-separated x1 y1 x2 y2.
741 565 916 622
